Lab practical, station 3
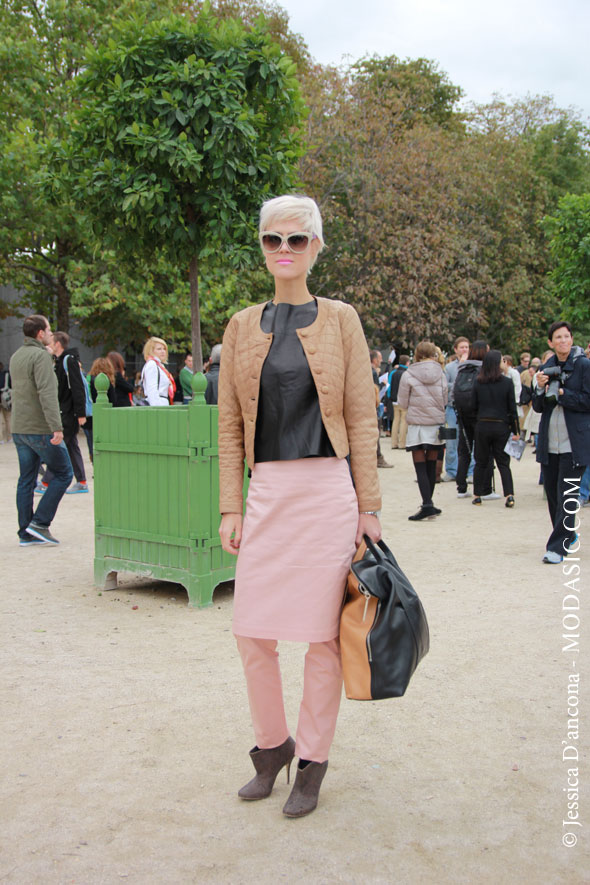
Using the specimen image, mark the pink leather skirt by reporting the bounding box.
[232,457,358,642]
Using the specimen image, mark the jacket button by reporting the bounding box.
[315,368,322,374]
[307,346,316,354]
[321,386,329,394]
[325,407,332,417]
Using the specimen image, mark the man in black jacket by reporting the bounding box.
[49,332,89,493]
[533,321,590,563]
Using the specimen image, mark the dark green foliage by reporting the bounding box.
[60,10,303,263]
[56,9,303,364]
[543,193,590,336]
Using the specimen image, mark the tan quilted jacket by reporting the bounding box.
[218,296,381,514]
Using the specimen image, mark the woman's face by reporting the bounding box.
[153,342,167,362]
[262,217,320,281]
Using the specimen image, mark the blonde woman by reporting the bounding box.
[218,194,381,818]
[141,337,176,406]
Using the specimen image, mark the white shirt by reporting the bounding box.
[141,359,170,406]
[507,367,523,417]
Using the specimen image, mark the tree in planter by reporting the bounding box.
[59,9,303,368]
[66,249,265,353]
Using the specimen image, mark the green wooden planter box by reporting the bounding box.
[93,372,244,607]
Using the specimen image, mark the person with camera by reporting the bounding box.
[533,321,590,564]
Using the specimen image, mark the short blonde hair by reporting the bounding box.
[259,194,325,269]
[143,336,168,361]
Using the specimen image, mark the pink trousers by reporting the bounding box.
[235,635,343,763]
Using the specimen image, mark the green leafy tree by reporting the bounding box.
[181,0,313,73]
[59,8,303,367]
[543,193,590,334]
[66,251,266,353]
[0,0,174,329]
[464,97,590,352]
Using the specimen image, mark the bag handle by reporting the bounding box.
[362,534,398,567]
[361,535,425,649]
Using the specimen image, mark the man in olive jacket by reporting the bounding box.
[9,315,73,545]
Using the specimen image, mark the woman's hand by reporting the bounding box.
[536,370,549,390]
[356,513,382,547]
[219,513,243,555]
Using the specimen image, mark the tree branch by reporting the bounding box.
[8,263,58,289]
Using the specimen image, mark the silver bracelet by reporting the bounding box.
[360,511,378,516]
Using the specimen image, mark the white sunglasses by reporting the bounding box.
[259,231,316,254]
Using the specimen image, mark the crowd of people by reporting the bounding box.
[379,334,590,535]
[4,322,223,543]
[3,191,590,821]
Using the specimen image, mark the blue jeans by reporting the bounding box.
[443,405,458,476]
[13,433,73,539]
[580,465,590,502]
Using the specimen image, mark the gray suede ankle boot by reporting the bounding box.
[282,759,329,818]
[238,736,295,800]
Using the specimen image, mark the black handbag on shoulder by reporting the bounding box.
[340,535,430,700]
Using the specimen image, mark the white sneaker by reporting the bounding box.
[441,473,455,482]
[481,492,501,500]
[543,551,563,564]
[457,491,470,498]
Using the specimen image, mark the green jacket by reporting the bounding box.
[9,338,63,434]
[179,365,193,398]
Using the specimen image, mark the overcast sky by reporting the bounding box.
[277,0,590,120]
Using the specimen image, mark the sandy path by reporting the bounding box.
[0,438,588,884]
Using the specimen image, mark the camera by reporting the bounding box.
[543,365,562,405]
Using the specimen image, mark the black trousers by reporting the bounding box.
[543,453,585,555]
[45,427,87,484]
[457,414,494,494]
[473,421,513,496]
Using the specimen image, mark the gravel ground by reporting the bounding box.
[0,437,588,884]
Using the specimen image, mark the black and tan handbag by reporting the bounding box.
[340,535,430,700]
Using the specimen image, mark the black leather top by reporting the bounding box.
[254,300,336,462]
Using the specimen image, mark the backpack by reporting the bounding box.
[453,363,479,414]
[64,354,93,417]
[0,373,11,410]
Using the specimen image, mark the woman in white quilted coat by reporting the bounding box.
[397,340,448,520]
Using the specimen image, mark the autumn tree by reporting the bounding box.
[300,66,590,354]
[300,58,489,350]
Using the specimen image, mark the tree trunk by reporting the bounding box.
[56,239,70,332]
[189,255,203,371]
